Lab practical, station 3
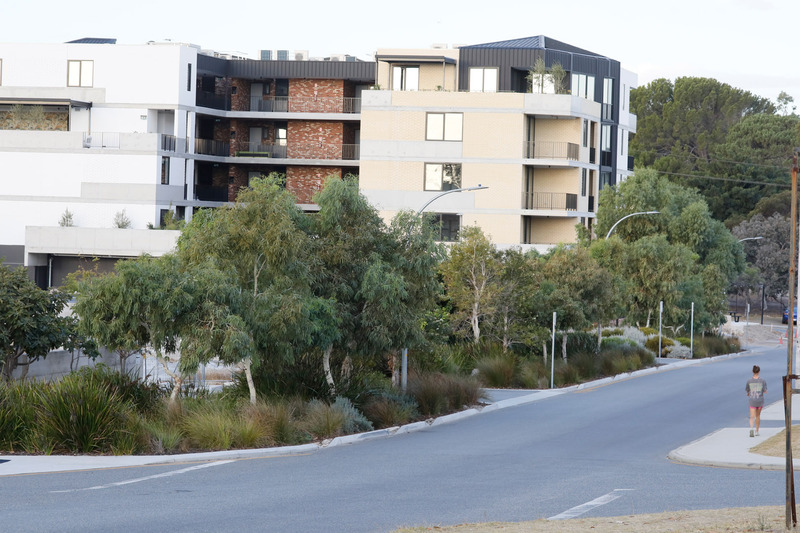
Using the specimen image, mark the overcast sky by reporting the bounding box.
[3,0,798,105]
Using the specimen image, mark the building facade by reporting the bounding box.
[0,36,636,285]
[360,36,637,251]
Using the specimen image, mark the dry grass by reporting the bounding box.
[394,506,789,532]
[751,425,800,458]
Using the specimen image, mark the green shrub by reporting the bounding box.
[602,328,624,337]
[554,363,580,387]
[601,336,638,350]
[640,327,658,336]
[555,332,598,354]
[692,335,741,358]
[303,399,346,440]
[332,396,373,434]
[0,380,40,452]
[36,372,131,454]
[517,360,549,389]
[141,418,184,454]
[675,337,691,346]
[407,372,483,417]
[644,336,674,355]
[361,392,418,429]
[442,373,485,409]
[181,403,234,450]
[245,400,309,446]
[571,351,598,380]
[475,355,516,387]
[76,365,165,415]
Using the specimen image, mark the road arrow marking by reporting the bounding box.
[547,489,634,520]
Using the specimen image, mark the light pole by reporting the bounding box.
[605,211,660,239]
[401,184,489,391]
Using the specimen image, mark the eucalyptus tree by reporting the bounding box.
[309,178,444,392]
[439,226,503,343]
[176,175,326,403]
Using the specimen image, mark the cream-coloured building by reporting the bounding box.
[360,36,637,251]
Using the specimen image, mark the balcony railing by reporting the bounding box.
[523,191,578,211]
[194,138,231,157]
[524,141,579,160]
[235,142,360,160]
[160,134,177,152]
[589,195,595,212]
[194,185,229,202]
[196,92,230,111]
[249,96,361,114]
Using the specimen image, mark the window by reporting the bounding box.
[425,163,461,191]
[434,214,460,242]
[582,119,589,148]
[603,78,613,105]
[392,66,419,91]
[161,157,170,185]
[581,169,587,197]
[570,73,595,100]
[67,60,93,87]
[187,64,192,91]
[468,67,498,92]
[277,50,289,60]
[426,113,462,141]
[601,125,612,152]
[600,171,612,190]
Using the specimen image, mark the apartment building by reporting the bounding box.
[0,36,636,285]
[0,39,373,286]
[360,36,637,250]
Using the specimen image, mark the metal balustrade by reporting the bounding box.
[524,141,579,160]
[522,191,578,211]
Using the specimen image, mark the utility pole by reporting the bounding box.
[786,149,799,530]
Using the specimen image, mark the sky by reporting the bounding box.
[2,0,798,105]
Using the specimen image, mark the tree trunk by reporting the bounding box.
[471,301,481,343]
[156,352,184,405]
[562,333,568,363]
[243,357,257,405]
[646,310,652,329]
[542,342,547,366]
[322,346,336,396]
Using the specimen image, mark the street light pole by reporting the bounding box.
[401,184,489,391]
[605,211,660,239]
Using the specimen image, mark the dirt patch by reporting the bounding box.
[394,506,789,532]
[752,425,800,458]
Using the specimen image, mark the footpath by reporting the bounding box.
[0,323,795,477]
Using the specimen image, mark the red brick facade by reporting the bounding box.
[287,121,344,159]
[286,166,342,204]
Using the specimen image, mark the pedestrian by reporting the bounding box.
[745,365,767,437]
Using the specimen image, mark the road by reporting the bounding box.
[2,345,789,532]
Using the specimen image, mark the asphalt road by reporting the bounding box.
[2,346,790,532]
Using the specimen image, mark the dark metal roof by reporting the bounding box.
[66,38,117,44]
[375,54,456,64]
[197,54,375,82]
[463,36,606,59]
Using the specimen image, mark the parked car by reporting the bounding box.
[783,306,797,324]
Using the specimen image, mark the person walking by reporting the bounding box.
[746,365,767,437]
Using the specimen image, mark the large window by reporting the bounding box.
[582,119,589,148]
[425,163,461,191]
[434,214,460,242]
[570,73,595,100]
[67,60,93,87]
[161,157,170,185]
[187,64,192,91]
[426,112,462,141]
[581,168,587,197]
[392,65,419,91]
[468,67,498,92]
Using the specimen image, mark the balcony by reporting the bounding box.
[524,141,579,160]
[249,96,361,114]
[235,142,360,161]
[194,185,229,202]
[523,191,578,211]
[194,138,231,157]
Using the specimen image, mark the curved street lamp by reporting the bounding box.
[401,184,489,391]
[605,211,660,240]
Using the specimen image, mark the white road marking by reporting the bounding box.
[50,460,236,493]
[547,489,634,520]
